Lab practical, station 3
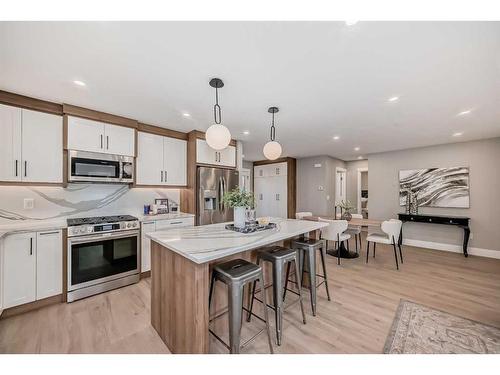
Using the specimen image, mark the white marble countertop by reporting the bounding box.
[147,218,329,264]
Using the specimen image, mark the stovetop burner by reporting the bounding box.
[67,215,138,227]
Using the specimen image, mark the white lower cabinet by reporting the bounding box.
[140,217,194,273]
[1,230,62,309]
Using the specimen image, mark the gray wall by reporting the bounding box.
[369,138,500,251]
[345,159,368,211]
[296,156,345,216]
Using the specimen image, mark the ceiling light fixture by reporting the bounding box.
[354,147,360,151]
[453,132,463,137]
[182,113,191,117]
[205,78,231,150]
[333,136,340,140]
[358,156,363,160]
[243,130,250,135]
[345,20,358,26]
[73,80,86,87]
[263,107,282,160]
[388,96,399,102]
[457,110,472,116]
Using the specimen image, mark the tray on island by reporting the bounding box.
[225,222,277,234]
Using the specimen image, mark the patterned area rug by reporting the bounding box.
[384,300,500,354]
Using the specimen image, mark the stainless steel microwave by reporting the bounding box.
[68,150,134,183]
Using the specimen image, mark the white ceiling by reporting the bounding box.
[1,21,499,161]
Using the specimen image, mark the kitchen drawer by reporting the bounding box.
[154,217,194,231]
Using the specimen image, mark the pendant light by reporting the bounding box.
[205,78,231,150]
[263,106,282,160]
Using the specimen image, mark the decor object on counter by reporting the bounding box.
[155,198,169,214]
[263,106,282,160]
[384,299,500,354]
[399,167,470,208]
[222,188,255,228]
[206,78,231,150]
[225,222,277,234]
[337,200,355,221]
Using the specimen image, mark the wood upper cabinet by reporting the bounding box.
[67,116,135,156]
[196,139,236,167]
[21,109,62,183]
[0,104,62,183]
[2,232,37,308]
[136,131,187,186]
[0,104,22,182]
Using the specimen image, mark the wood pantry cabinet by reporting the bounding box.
[66,116,135,157]
[135,131,187,186]
[0,104,62,183]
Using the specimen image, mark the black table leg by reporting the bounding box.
[462,226,470,258]
[327,241,360,259]
[398,224,404,247]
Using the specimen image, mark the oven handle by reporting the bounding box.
[68,230,140,245]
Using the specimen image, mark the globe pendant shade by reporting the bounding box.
[263,141,282,160]
[205,124,231,150]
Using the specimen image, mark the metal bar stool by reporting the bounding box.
[209,258,274,354]
[288,238,331,316]
[247,246,306,346]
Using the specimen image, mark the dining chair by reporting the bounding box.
[365,219,403,270]
[318,218,350,265]
[345,213,363,253]
[295,212,313,220]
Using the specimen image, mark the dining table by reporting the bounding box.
[303,215,383,259]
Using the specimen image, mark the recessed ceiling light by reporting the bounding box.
[357,156,363,160]
[182,113,191,117]
[73,80,86,87]
[243,130,250,135]
[333,136,340,140]
[242,154,245,158]
[457,110,472,116]
[453,132,463,137]
[345,20,358,26]
[388,96,399,102]
[354,147,360,151]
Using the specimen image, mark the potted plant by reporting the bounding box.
[338,199,356,221]
[223,188,255,228]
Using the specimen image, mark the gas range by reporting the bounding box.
[67,215,139,237]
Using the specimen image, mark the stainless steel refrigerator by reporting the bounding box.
[197,166,239,225]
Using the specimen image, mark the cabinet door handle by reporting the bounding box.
[15,160,18,177]
[259,194,263,200]
[276,194,280,201]
[24,161,27,177]
[30,237,33,255]
[100,134,103,149]
[106,136,109,150]
[161,171,164,182]
[171,221,183,225]
[164,170,167,182]
[39,231,59,236]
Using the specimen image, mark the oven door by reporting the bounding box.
[68,150,121,183]
[68,230,140,291]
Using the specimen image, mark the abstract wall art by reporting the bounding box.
[399,167,470,208]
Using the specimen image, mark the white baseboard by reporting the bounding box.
[402,238,500,259]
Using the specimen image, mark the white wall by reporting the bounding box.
[368,138,500,252]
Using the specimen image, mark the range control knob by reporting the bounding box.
[127,222,131,228]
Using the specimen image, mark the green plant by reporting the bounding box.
[223,188,255,208]
[337,199,355,213]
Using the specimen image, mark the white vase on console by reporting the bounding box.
[234,206,246,228]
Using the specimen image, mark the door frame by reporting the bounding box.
[357,167,368,215]
[335,167,347,206]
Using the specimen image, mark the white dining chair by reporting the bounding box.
[366,219,403,270]
[318,218,350,265]
[345,213,363,253]
[295,212,313,220]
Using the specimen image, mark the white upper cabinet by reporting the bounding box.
[103,123,135,156]
[254,162,287,178]
[21,109,62,183]
[67,116,105,154]
[196,139,236,167]
[67,116,135,156]
[0,104,22,182]
[36,230,63,300]
[136,131,187,186]
[163,137,187,185]
[0,104,62,183]
[2,232,37,308]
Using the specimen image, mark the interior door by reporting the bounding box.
[336,169,347,204]
[136,132,164,185]
[67,116,105,153]
[164,137,187,185]
[103,123,135,156]
[21,109,63,183]
[0,104,22,182]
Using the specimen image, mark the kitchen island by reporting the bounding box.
[147,218,328,354]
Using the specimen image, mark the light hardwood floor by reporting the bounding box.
[1,236,499,354]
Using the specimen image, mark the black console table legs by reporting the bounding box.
[462,226,470,258]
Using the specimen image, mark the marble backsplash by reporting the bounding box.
[0,185,181,223]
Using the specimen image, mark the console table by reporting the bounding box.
[397,213,471,257]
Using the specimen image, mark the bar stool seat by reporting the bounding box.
[209,259,274,354]
[247,246,306,346]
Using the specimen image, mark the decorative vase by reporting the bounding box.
[234,206,246,228]
[341,211,352,221]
